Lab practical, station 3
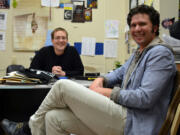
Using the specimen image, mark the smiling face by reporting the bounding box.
[52,30,68,55]
[130,13,158,50]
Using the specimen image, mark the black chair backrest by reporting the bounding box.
[6,65,25,75]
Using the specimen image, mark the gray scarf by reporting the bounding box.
[110,37,173,103]
[122,37,173,89]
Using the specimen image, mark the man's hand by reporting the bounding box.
[89,77,104,89]
[89,77,112,97]
[52,66,66,77]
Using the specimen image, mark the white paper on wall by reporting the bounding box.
[0,31,6,51]
[105,20,119,38]
[104,39,118,58]
[81,37,96,56]
[41,0,60,7]
[0,12,7,30]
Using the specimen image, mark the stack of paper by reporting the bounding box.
[0,71,41,84]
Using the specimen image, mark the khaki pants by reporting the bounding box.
[29,79,127,135]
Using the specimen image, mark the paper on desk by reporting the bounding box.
[0,12,7,30]
[104,39,118,58]
[0,31,6,51]
[81,37,96,56]
[41,0,60,7]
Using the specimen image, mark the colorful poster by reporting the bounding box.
[72,1,85,22]
[0,0,10,9]
[87,0,97,8]
[84,8,92,21]
[64,3,73,20]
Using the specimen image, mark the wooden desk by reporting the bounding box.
[0,79,92,122]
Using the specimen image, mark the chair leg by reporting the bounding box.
[171,103,180,135]
[0,124,5,135]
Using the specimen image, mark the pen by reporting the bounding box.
[87,77,96,80]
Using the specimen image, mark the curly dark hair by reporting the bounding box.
[127,5,160,36]
[51,27,68,40]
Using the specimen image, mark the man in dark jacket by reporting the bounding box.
[30,27,84,77]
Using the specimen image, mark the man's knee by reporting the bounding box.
[54,79,74,90]
[45,109,72,125]
[45,109,77,134]
[45,110,59,125]
[45,109,75,122]
[51,80,72,96]
[55,79,72,85]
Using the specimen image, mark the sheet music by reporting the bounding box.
[104,40,118,58]
[81,37,96,56]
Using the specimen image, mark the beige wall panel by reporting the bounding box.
[0,0,179,76]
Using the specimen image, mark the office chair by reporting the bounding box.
[158,71,180,135]
[6,64,25,75]
[171,103,180,135]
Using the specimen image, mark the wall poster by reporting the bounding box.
[72,1,85,22]
[129,0,138,10]
[13,13,48,51]
[87,0,97,8]
[0,0,10,9]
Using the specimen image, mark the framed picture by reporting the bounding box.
[87,0,97,8]
[0,0,10,9]
[129,0,138,10]
[64,3,73,20]
[72,1,85,23]
[84,8,92,21]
